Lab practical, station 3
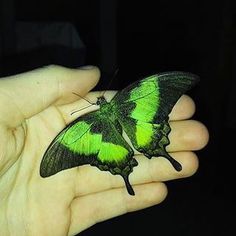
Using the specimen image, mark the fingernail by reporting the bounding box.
[79,65,96,70]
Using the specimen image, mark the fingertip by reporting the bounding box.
[182,152,199,177]
[173,152,199,178]
[168,119,209,153]
[170,95,196,120]
[127,182,168,208]
[70,65,101,92]
[76,65,101,85]
[195,121,209,149]
[155,182,168,202]
[54,65,101,104]
[182,120,209,151]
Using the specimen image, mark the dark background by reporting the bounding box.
[1,0,234,235]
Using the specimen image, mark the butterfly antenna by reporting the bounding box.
[70,104,94,115]
[72,92,95,105]
[101,68,119,97]
[71,92,96,116]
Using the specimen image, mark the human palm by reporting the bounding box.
[0,66,208,236]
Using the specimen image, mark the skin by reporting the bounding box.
[0,65,209,236]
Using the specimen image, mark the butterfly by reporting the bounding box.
[40,71,199,195]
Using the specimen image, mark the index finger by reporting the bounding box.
[59,93,196,125]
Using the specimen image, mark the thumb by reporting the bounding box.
[0,65,100,127]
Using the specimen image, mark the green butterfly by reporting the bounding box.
[40,71,199,195]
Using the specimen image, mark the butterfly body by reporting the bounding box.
[40,72,199,195]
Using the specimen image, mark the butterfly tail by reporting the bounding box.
[161,152,182,171]
[122,175,135,196]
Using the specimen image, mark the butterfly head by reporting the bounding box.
[96,96,107,106]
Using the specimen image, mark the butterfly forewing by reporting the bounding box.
[40,113,98,177]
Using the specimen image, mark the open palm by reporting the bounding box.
[0,66,208,236]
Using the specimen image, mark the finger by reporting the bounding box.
[0,65,100,127]
[58,92,195,125]
[130,152,199,184]
[73,151,198,196]
[167,120,209,152]
[69,182,167,235]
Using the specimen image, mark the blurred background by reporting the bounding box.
[0,0,234,235]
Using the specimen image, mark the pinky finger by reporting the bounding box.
[69,182,168,235]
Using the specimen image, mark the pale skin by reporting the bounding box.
[0,65,209,236]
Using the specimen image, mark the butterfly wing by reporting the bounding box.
[111,71,199,171]
[40,111,137,195]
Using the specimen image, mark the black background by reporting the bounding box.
[1,0,234,235]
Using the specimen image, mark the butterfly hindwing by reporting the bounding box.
[40,111,138,195]
[111,72,199,170]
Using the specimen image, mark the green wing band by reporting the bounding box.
[59,122,102,155]
[98,143,129,163]
[128,76,160,123]
[135,121,160,147]
[113,71,199,124]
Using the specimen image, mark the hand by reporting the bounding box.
[0,66,209,236]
